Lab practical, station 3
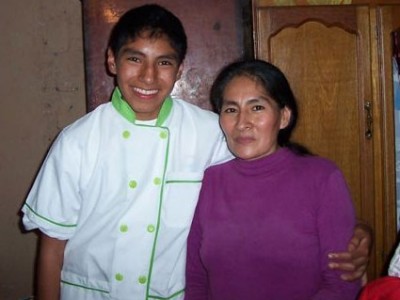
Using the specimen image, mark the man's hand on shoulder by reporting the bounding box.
[328,221,372,285]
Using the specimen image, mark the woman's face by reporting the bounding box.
[219,75,291,161]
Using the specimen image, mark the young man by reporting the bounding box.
[22,4,370,300]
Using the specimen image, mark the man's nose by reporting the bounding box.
[140,63,156,84]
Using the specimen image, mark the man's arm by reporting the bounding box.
[328,221,373,285]
[36,233,67,300]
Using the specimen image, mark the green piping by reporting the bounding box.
[111,87,172,126]
[111,87,135,123]
[145,126,171,299]
[165,180,202,184]
[155,96,172,126]
[148,288,185,299]
[61,280,109,294]
[24,203,77,228]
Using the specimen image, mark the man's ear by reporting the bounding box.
[177,63,184,80]
[280,106,292,130]
[107,48,117,75]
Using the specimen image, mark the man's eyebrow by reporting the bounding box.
[119,48,179,61]
[157,52,180,61]
[119,48,143,56]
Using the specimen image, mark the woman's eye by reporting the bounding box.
[222,107,236,113]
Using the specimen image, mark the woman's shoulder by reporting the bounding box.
[291,151,341,176]
[204,158,235,176]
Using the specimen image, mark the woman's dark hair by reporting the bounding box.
[108,4,187,63]
[210,59,311,155]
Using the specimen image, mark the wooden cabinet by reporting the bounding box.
[253,0,400,280]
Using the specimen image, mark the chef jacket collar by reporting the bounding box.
[111,87,173,127]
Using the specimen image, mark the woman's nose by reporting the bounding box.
[236,111,252,130]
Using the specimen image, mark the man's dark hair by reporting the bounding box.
[108,4,187,63]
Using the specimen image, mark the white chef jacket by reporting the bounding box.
[389,243,400,277]
[22,87,232,300]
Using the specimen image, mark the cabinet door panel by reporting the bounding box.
[256,6,372,218]
[270,22,362,210]
[255,5,378,277]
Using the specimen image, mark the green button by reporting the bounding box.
[122,130,131,139]
[153,177,161,185]
[147,224,155,233]
[138,275,147,284]
[129,180,137,189]
[115,273,124,281]
[120,224,128,233]
[160,131,168,139]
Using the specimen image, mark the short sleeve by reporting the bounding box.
[22,130,82,239]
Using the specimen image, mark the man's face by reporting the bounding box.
[107,33,183,120]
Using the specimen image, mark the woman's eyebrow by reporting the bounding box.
[222,98,266,106]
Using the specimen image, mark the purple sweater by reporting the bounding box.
[185,148,361,300]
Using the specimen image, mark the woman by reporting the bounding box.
[185,60,361,299]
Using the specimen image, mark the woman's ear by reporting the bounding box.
[279,106,292,130]
[107,48,117,75]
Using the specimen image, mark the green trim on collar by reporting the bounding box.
[156,96,172,127]
[111,87,136,123]
[111,87,172,126]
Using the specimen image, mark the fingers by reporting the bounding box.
[352,256,369,270]
[354,223,373,250]
[340,269,365,282]
[327,222,372,282]
[347,236,360,252]
[328,252,369,282]
[329,262,367,282]
[328,251,369,268]
[328,262,356,272]
[358,236,372,254]
[361,273,368,286]
[328,252,352,261]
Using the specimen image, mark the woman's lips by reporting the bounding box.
[234,136,255,144]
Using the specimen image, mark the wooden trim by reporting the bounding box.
[254,0,400,7]
[377,5,400,269]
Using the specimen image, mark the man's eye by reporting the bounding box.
[127,56,139,62]
[159,60,173,66]
[253,105,265,111]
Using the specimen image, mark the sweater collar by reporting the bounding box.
[232,147,294,176]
